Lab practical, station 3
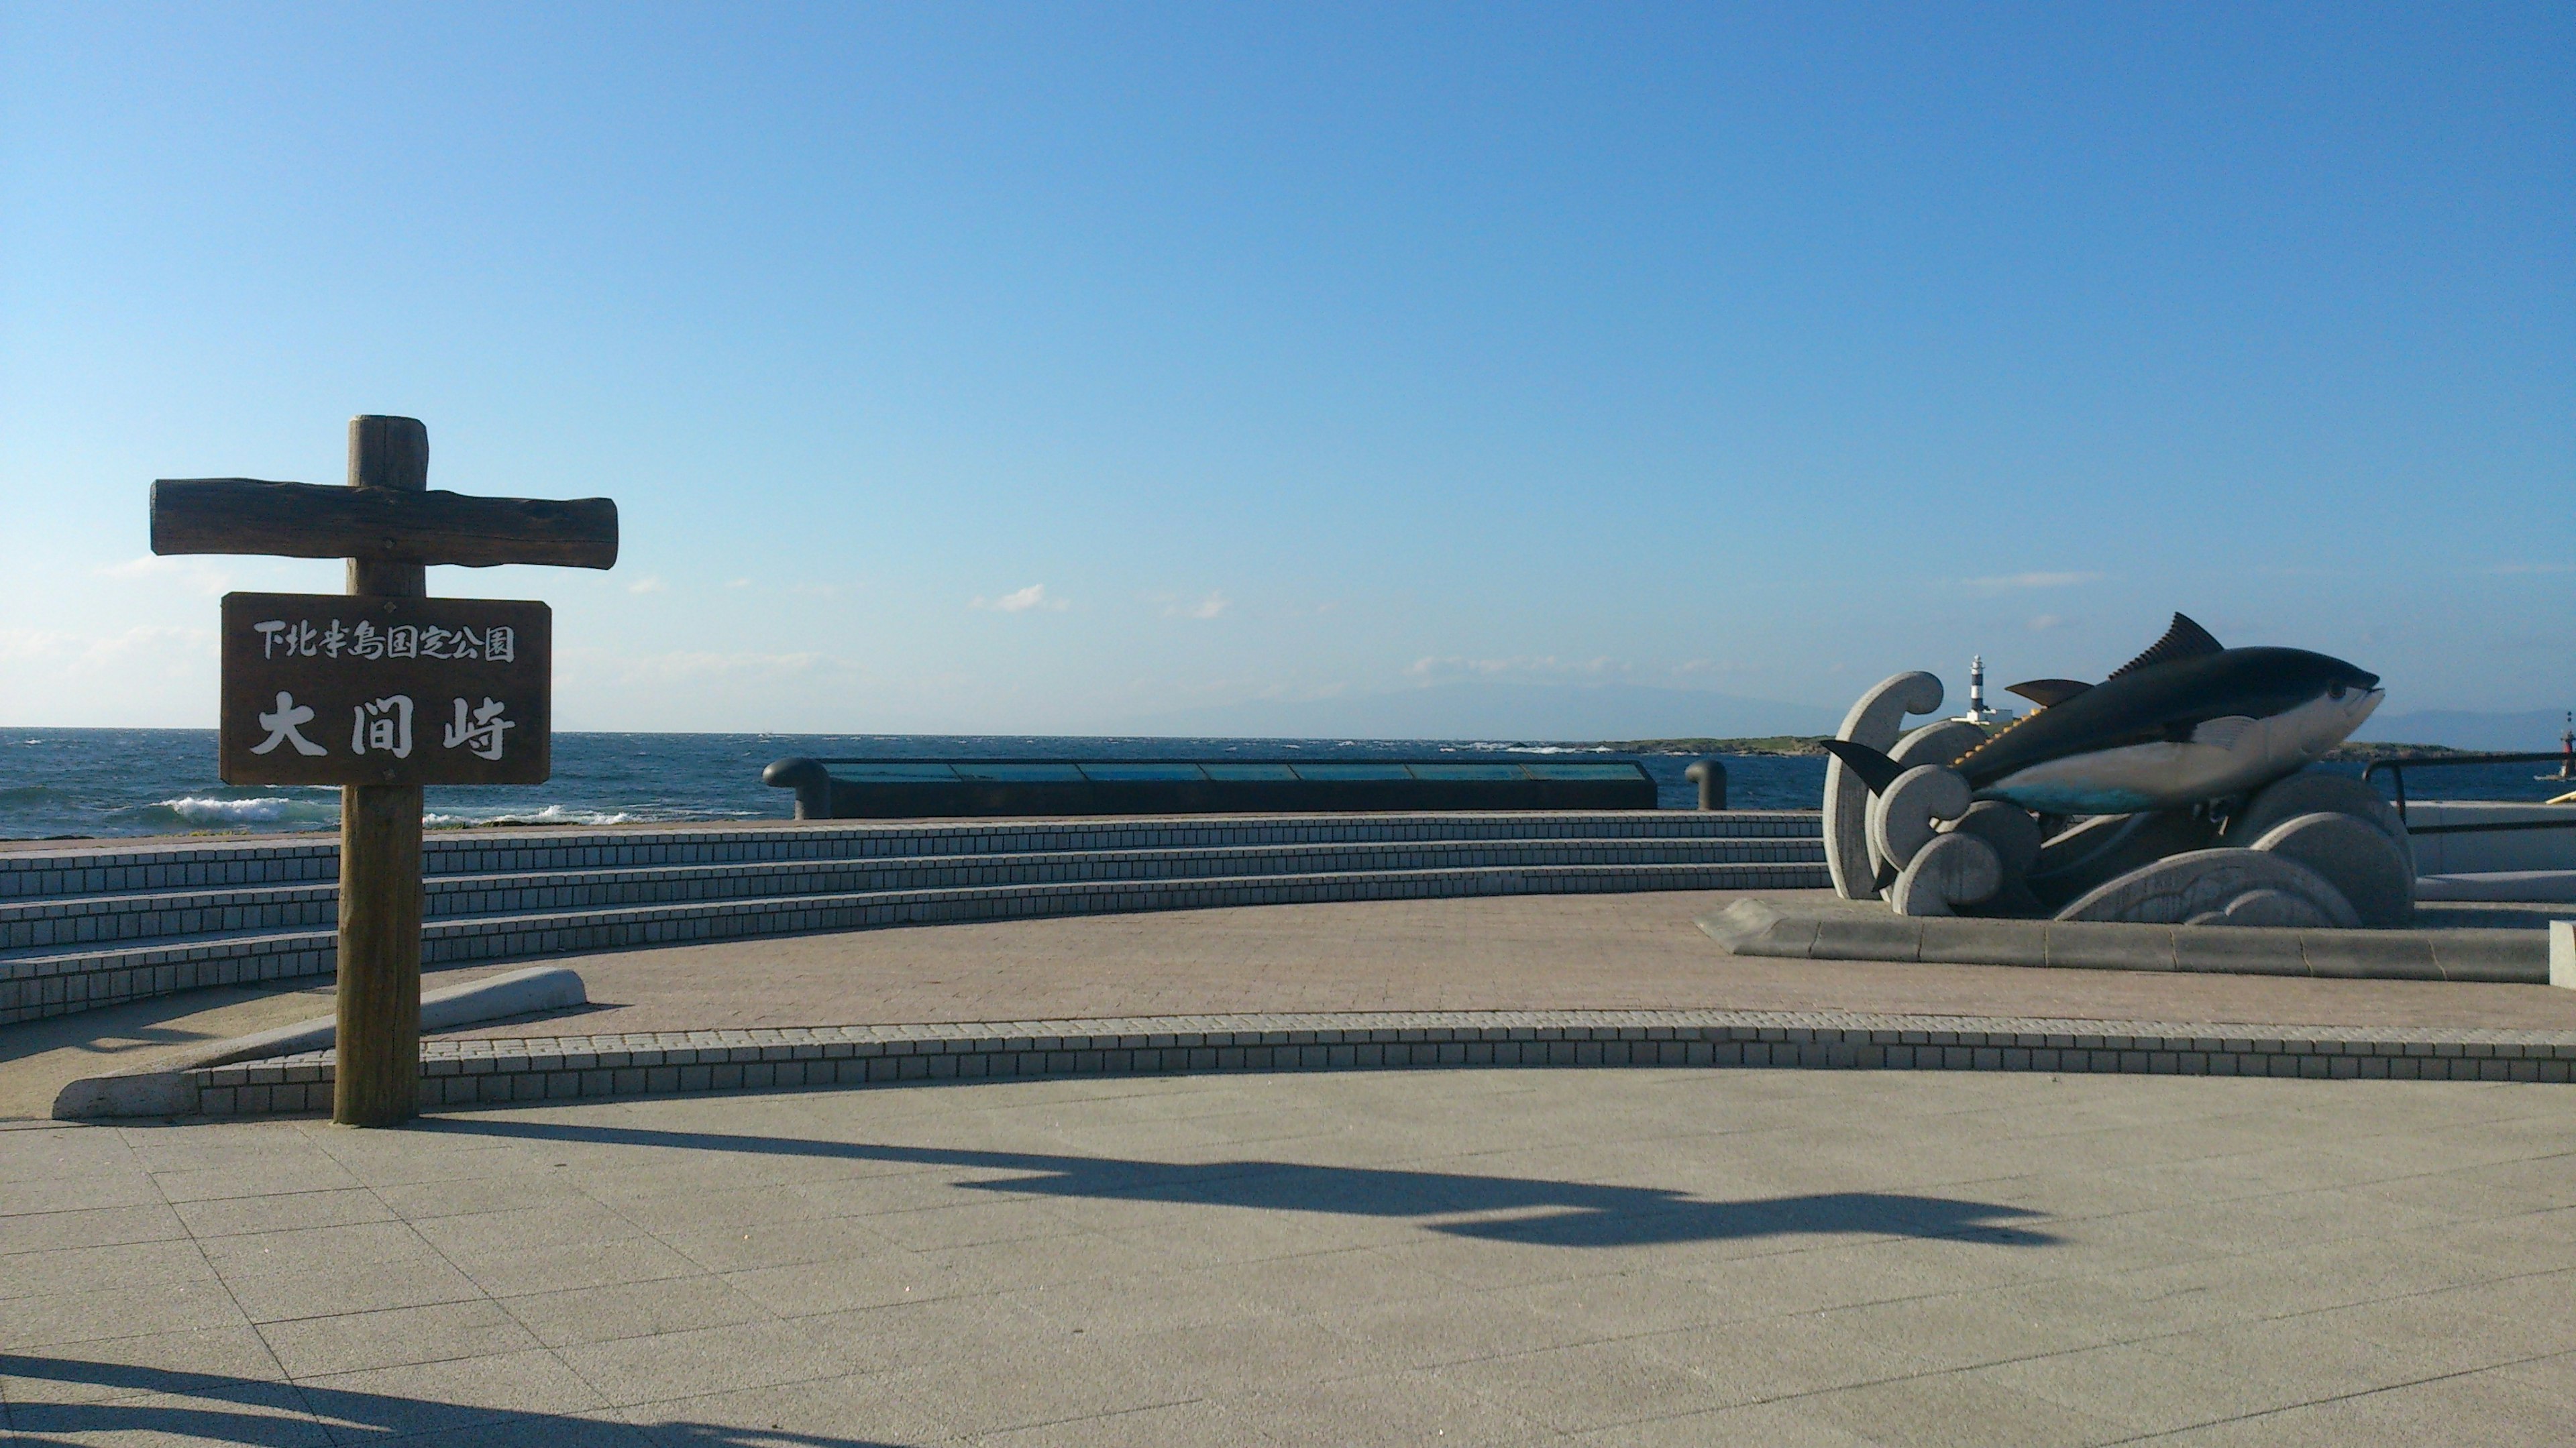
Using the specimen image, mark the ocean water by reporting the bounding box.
[0,730,1833,839]
[6,729,2563,842]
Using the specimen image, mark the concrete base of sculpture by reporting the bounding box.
[1824,671,2418,929]
[1697,898,2545,983]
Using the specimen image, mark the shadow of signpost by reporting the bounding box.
[0,1355,903,1447]
[435,1118,2057,1248]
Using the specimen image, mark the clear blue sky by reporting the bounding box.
[4,3,2568,736]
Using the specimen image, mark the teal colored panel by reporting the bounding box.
[832,764,960,782]
[1406,764,1527,780]
[1081,763,1207,781]
[1523,763,1646,779]
[1200,763,1299,781]
[952,763,1085,782]
[1291,763,1413,781]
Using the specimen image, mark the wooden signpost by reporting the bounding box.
[152,416,616,1125]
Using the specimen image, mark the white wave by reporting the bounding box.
[151,795,339,824]
[423,803,761,828]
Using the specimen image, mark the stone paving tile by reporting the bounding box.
[170,1184,396,1239]
[717,1249,961,1319]
[1436,1338,1745,1433]
[1568,1397,1884,1446]
[0,1379,332,1446]
[195,1217,438,1280]
[962,1397,1267,1448]
[258,1297,542,1379]
[222,1253,490,1325]
[0,1279,252,1351]
[497,1275,771,1349]
[1794,1365,2136,1447]
[1231,1369,1562,1446]
[553,1317,852,1407]
[290,1348,610,1435]
[619,1372,955,1447]
[0,1201,187,1255]
[0,1235,219,1300]
[0,1325,286,1412]
[443,1235,712,1299]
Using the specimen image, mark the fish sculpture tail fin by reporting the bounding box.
[1819,738,1907,794]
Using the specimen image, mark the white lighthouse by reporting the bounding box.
[1954,655,2019,728]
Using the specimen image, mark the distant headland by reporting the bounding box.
[1588,736,2477,763]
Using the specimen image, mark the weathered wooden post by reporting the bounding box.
[338,416,429,1125]
[151,416,616,1125]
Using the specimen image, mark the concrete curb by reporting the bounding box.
[1697,899,2549,984]
[50,965,587,1119]
[95,1005,2576,1120]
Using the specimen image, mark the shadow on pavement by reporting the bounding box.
[438,1118,2057,1248]
[0,1355,901,1446]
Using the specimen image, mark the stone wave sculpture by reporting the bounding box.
[1819,614,2413,928]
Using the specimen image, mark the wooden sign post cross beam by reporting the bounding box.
[152,416,616,1126]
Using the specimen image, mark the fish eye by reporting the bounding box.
[2329,683,2346,700]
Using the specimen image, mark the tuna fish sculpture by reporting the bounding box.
[1821,614,2384,815]
[1817,615,2414,929]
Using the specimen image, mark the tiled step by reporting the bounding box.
[3,836,1825,950]
[0,810,1821,898]
[0,856,1829,1025]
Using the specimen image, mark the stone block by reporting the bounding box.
[1823,670,1943,900]
[2252,811,2414,928]
[1890,832,2002,917]
[2056,848,2360,929]
[1914,917,2049,966]
[2172,928,2310,977]
[1945,801,2043,876]
[1806,913,1925,962]
[1870,765,1973,874]
[2041,920,2176,972]
[2224,769,2412,870]
[2297,931,2440,981]
[2553,920,2574,989]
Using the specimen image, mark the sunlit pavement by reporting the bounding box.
[4,1066,2571,1445]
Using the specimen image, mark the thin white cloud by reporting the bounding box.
[726,577,752,588]
[1960,571,2103,596]
[2027,614,2065,631]
[588,650,828,685]
[1406,655,1630,681]
[97,555,234,596]
[2487,562,2575,575]
[1164,590,1229,620]
[627,575,667,594]
[1,624,215,671]
[974,583,1067,614]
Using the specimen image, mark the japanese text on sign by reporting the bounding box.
[220,592,551,786]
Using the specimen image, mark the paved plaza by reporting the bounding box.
[6,1064,2573,1445]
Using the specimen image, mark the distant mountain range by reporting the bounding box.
[1116,681,1843,742]
[2353,709,2573,753]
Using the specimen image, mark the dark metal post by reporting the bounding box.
[1684,759,1727,812]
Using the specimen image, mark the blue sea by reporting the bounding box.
[0,730,1838,840]
[5,730,2565,841]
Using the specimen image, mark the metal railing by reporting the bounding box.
[2358,752,2575,828]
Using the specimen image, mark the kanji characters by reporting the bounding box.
[443,697,514,761]
[252,692,327,756]
[351,695,415,758]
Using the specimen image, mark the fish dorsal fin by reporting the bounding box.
[2104,612,2224,681]
[2006,678,2091,709]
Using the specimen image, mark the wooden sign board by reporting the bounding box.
[219,592,551,786]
